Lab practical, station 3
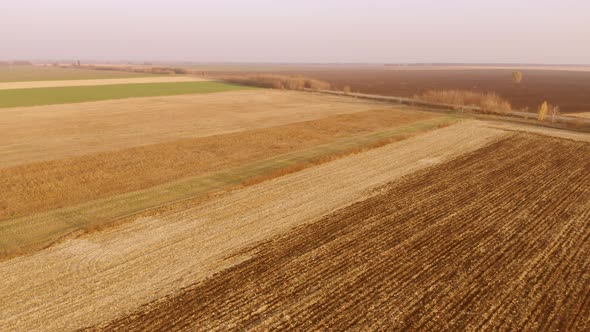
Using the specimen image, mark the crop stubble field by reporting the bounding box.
[0,90,395,167]
[1,72,590,330]
[0,108,440,221]
[0,86,454,258]
[0,65,154,82]
[0,76,206,90]
[0,121,508,330]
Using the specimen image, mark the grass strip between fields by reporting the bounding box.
[0,81,252,108]
[0,116,456,257]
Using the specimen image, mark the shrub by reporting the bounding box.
[220,75,331,91]
[150,67,175,75]
[305,79,331,91]
[415,90,512,113]
[512,71,523,84]
[173,68,189,75]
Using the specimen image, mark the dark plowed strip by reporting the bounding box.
[89,134,590,331]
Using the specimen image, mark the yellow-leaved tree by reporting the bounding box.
[512,71,523,84]
[538,101,548,121]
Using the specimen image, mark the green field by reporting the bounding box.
[0,81,252,108]
[0,65,155,82]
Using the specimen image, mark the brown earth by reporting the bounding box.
[94,133,590,331]
[214,68,590,114]
[0,89,390,167]
[0,122,506,331]
[0,108,438,221]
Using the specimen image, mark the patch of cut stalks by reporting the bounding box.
[415,90,512,114]
[78,64,190,75]
[220,74,331,91]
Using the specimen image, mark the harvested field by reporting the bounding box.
[216,67,590,114]
[0,76,206,90]
[0,65,154,82]
[0,108,441,221]
[0,81,246,108]
[95,133,590,331]
[0,121,507,331]
[0,90,392,167]
[0,115,453,258]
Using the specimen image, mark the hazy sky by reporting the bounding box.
[2,0,589,63]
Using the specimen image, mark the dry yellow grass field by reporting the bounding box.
[0,76,206,90]
[0,121,507,331]
[0,90,395,167]
[0,108,439,221]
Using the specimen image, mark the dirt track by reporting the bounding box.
[95,134,590,331]
[569,112,590,119]
[0,122,505,331]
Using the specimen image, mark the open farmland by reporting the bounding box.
[0,65,155,82]
[0,89,407,167]
[0,87,451,257]
[0,81,247,108]
[1,72,589,331]
[0,108,442,221]
[94,133,590,331]
[0,76,206,90]
[0,121,508,330]
[212,66,590,114]
[1,118,589,330]
[5,1,590,330]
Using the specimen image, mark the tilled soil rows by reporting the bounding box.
[95,134,590,331]
[273,68,590,114]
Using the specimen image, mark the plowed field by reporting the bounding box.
[94,134,590,331]
[265,68,590,114]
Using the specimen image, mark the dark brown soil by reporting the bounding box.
[218,68,590,114]
[91,134,590,331]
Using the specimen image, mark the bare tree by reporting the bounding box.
[549,105,560,123]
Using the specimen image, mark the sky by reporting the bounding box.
[1,0,589,64]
